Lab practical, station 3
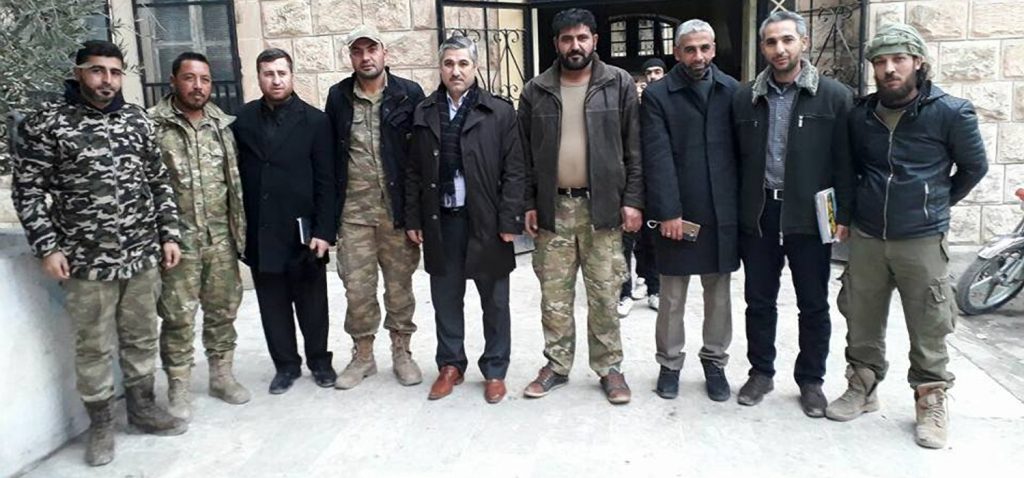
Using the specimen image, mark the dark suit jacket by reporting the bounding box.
[232,95,337,274]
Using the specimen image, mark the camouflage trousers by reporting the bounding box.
[337,217,420,338]
[62,266,162,403]
[533,196,627,377]
[157,240,242,369]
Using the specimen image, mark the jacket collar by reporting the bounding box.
[532,54,617,97]
[751,59,819,104]
[339,67,406,102]
[64,79,126,114]
[859,81,945,118]
[665,63,728,93]
[150,93,235,128]
[420,83,497,138]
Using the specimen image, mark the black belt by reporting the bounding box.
[557,187,590,198]
[441,207,466,216]
[766,188,783,201]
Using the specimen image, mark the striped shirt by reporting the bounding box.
[764,75,797,190]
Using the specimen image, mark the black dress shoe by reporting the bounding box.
[701,359,731,402]
[655,366,680,399]
[312,368,337,388]
[269,371,300,395]
[737,373,774,406]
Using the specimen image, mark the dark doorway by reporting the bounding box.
[536,1,745,79]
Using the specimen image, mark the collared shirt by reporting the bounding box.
[764,75,798,190]
[171,101,230,248]
[442,92,467,208]
[343,81,390,226]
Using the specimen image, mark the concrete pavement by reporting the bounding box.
[19,254,1024,478]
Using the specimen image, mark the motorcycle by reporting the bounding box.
[955,188,1024,315]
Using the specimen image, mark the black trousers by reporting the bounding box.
[430,210,511,380]
[740,195,832,385]
[252,263,333,375]
[620,225,660,299]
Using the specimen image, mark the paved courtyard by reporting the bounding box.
[21,253,1024,478]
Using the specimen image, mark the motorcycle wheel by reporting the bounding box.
[955,248,1024,315]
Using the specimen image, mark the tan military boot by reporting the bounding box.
[825,365,881,421]
[165,365,192,421]
[336,336,377,390]
[126,376,188,436]
[390,331,423,386]
[83,398,115,466]
[209,351,251,405]
[915,382,949,449]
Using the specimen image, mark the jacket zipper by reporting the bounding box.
[923,183,930,220]
[872,110,898,240]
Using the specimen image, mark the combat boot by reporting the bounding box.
[826,366,880,421]
[165,365,191,421]
[915,382,949,449]
[336,336,377,389]
[125,376,188,436]
[83,398,115,466]
[209,351,251,405]
[390,331,423,386]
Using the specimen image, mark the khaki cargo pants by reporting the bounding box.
[837,227,957,388]
[63,266,162,403]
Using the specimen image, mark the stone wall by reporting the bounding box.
[240,0,452,107]
[870,0,1024,243]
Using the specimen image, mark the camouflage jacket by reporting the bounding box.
[149,95,246,256]
[12,80,181,281]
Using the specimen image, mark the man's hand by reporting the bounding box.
[309,237,330,258]
[660,217,685,241]
[500,233,517,243]
[163,242,182,269]
[621,206,642,233]
[406,230,423,245]
[524,209,539,238]
[836,225,850,243]
[42,251,70,280]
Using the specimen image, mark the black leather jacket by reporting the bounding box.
[849,82,988,240]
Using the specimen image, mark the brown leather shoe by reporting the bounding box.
[484,379,506,404]
[600,370,631,404]
[428,365,464,400]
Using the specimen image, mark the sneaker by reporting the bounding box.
[737,373,774,406]
[616,297,634,317]
[647,294,660,311]
[600,370,631,404]
[655,366,680,399]
[631,282,648,300]
[523,365,569,398]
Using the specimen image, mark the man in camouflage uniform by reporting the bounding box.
[324,25,426,389]
[150,52,250,420]
[519,9,643,404]
[12,40,187,467]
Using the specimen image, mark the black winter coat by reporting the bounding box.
[405,87,526,279]
[732,64,855,237]
[324,70,425,228]
[642,64,740,276]
[232,96,336,274]
[849,82,987,240]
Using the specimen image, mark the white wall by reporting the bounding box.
[0,230,88,477]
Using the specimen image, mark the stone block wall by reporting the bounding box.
[870,0,1024,243]
[241,0,450,107]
